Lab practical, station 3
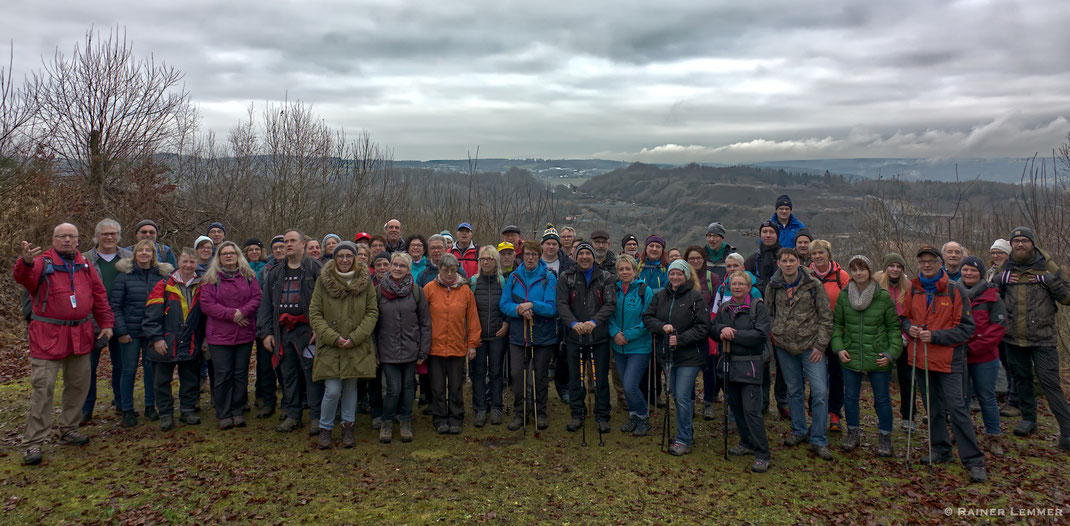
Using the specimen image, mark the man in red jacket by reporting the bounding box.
[14,223,114,465]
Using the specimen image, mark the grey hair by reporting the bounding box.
[438,252,460,270]
[428,234,446,248]
[941,241,963,253]
[92,218,121,246]
[726,252,745,265]
[391,251,413,271]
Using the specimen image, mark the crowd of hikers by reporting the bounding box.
[14,195,1070,482]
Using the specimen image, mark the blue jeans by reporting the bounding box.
[613,352,651,418]
[776,347,829,446]
[319,378,359,430]
[965,359,1001,435]
[842,368,893,433]
[471,338,507,412]
[119,336,155,412]
[83,337,122,416]
[669,365,701,446]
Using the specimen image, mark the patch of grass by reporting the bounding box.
[0,375,1067,524]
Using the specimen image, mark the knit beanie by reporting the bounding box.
[794,228,813,243]
[243,237,263,249]
[135,219,159,233]
[206,222,225,235]
[621,234,638,249]
[847,255,873,273]
[269,235,285,248]
[645,234,666,249]
[333,241,358,258]
[961,256,985,274]
[989,239,1011,255]
[574,241,595,257]
[706,222,726,237]
[759,220,779,235]
[667,259,691,277]
[1008,226,1037,247]
[194,235,213,250]
[775,195,792,210]
[882,252,906,270]
[322,233,342,247]
[372,251,391,264]
[541,224,561,245]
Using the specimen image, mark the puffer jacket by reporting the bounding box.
[994,248,1070,347]
[375,275,431,364]
[143,271,204,363]
[608,279,654,354]
[900,270,975,373]
[959,280,1006,364]
[830,282,902,373]
[424,277,481,357]
[711,295,771,384]
[765,267,833,355]
[470,273,506,340]
[309,260,379,381]
[501,260,559,347]
[200,270,261,346]
[642,279,710,367]
[109,258,173,339]
[810,260,850,311]
[557,265,618,344]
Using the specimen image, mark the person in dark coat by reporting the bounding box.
[469,246,508,427]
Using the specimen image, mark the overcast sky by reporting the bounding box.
[6,0,1070,163]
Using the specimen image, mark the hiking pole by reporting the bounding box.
[591,348,604,447]
[528,318,540,439]
[650,338,656,415]
[923,338,933,474]
[906,338,918,467]
[581,334,589,447]
[662,332,676,453]
[723,339,731,460]
[522,319,530,436]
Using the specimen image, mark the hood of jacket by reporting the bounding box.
[115,257,174,277]
[516,258,551,285]
[320,258,371,298]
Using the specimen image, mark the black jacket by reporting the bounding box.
[109,258,173,339]
[710,297,771,384]
[744,242,781,290]
[556,265,617,344]
[142,273,205,363]
[470,273,506,340]
[642,280,710,368]
[256,256,322,345]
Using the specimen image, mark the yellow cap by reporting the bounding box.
[497,242,515,252]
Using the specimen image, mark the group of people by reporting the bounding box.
[15,195,1070,483]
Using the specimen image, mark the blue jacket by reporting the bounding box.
[109,258,173,339]
[500,259,559,346]
[126,242,177,268]
[771,212,805,248]
[638,259,668,290]
[609,279,654,354]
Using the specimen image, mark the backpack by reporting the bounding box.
[565,268,607,305]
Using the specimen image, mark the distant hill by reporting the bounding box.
[392,158,642,179]
[747,157,1035,183]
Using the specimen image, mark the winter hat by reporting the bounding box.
[775,195,793,210]
[333,241,358,258]
[961,256,985,275]
[574,241,595,257]
[621,234,638,249]
[194,235,213,250]
[1009,227,1037,247]
[372,251,391,264]
[794,228,813,243]
[243,237,263,249]
[667,259,691,277]
[134,219,159,233]
[882,252,906,270]
[206,222,225,235]
[706,222,726,237]
[645,234,666,248]
[847,255,873,273]
[541,224,561,245]
[322,233,342,246]
[269,235,285,248]
[440,230,454,244]
[759,220,779,235]
[989,239,1011,255]
[501,224,521,235]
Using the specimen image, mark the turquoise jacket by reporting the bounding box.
[638,260,668,290]
[609,279,654,354]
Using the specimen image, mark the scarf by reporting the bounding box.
[379,273,414,301]
[960,279,988,301]
[335,269,356,283]
[919,269,944,306]
[724,294,752,318]
[706,243,728,263]
[810,263,832,281]
[847,280,878,311]
[221,268,239,280]
[888,275,901,286]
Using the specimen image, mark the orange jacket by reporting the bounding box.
[900,272,975,373]
[811,261,849,312]
[423,279,481,357]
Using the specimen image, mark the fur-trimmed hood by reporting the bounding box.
[320,258,371,298]
[116,257,174,277]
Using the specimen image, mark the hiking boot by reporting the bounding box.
[80,411,92,427]
[122,410,138,428]
[703,403,715,421]
[1013,420,1037,436]
[448,425,461,435]
[985,434,1004,457]
[256,406,275,419]
[1058,436,1070,451]
[144,406,159,421]
[877,431,893,458]
[342,422,355,448]
[842,428,861,452]
[379,422,392,443]
[633,418,651,437]
[919,452,954,465]
[490,409,503,425]
[560,393,570,404]
[784,433,808,447]
[968,466,987,483]
[436,424,450,434]
[828,413,843,433]
[811,445,834,461]
[318,428,332,450]
[276,417,300,433]
[751,458,770,473]
[371,417,382,430]
[58,430,89,446]
[232,415,246,428]
[218,418,234,430]
[474,411,487,428]
[668,441,691,456]
[566,418,583,432]
[508,414,524,431]
[536,415,548,430]
[309,423,321,436]
[399,421,414,442]
[729,444,756,456]
[620,415,639,433]
[778,406,791,420]
[596,421,611,434]
[160,414,175,431]
[23,446,42,466]
[899,418,916,432]
[180,411,200,425]
[999,405,1021,417]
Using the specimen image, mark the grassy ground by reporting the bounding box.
[1,369,1068,525]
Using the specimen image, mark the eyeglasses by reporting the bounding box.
[53,234,78,240]
[219,252,238,257]
[989,251,1004,256]
[1011,239,1031,245]
[478,257,495,262]
[522,252,540,258]
[99,232,119,237]
[917,259,940,265]
[687,256,704,262]
[336,254,354,260]
[390,263,407,269]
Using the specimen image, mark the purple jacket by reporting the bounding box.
[200,272,262,345]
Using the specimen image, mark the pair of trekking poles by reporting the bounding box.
[521,318,540,439]
[578,332,604,447]
[906,331,934,472]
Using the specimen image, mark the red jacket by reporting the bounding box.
[451,244,480,279]
[965,284,1006,364]
[14,248,114,360]
[900,272,975,373]
[811,261,849,312]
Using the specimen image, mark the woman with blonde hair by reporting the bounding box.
[200,241,262,429]
[469,245,508,426]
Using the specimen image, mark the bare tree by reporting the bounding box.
[0,42,37,161]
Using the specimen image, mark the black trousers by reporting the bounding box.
[567,341,611,422]
[210,342,253,419]
[254,338,279,409]
[1006,344,1070,436]
[153,360,200,415]
[915,347,984,468]
[429,356,466,427]
[727,380,770,460]
[508,344,554,417]
[896,343,919,420]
